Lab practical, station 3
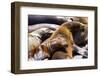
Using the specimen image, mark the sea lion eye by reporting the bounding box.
[63,44,68,47]
[81,28,85,32]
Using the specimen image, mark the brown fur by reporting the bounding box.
[29,21,87,59]
[40,22,74,58]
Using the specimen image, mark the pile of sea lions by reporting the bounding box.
[28,15,88,60]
